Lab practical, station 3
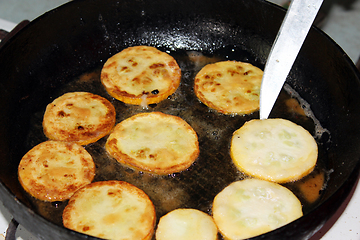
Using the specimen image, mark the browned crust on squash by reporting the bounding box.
[62,180,156,240]
[18,140,95,201]
[42,92,116,145]
[105,112,199,175]
[100,46,181,105]
[194,60,263,115]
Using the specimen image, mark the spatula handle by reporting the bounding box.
[259,0,324,119]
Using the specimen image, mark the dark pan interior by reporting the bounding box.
[1,0,360,239]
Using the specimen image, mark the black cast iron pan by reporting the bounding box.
[1,0,360,239]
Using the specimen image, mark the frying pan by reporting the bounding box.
[1,0,360,239]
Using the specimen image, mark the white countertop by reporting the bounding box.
[0,0,359,239]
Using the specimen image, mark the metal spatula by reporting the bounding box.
[259,0,324,120]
